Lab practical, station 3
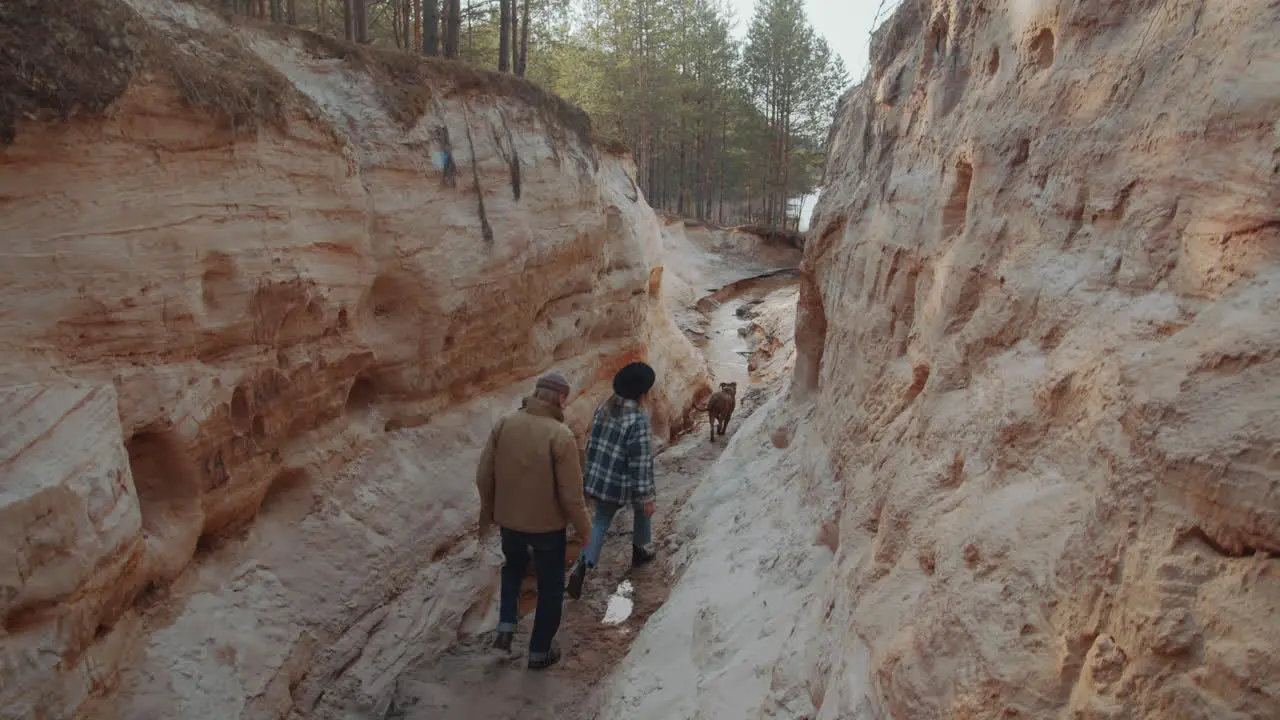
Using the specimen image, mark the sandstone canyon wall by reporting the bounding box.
[0,1,706,718]
[602,0,1280,718]
[793,0,1280,716]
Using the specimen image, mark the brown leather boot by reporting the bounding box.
[566,558,587,599]
[632,544,656,567]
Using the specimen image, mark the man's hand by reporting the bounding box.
[478,518,495,541]
[643,500,656,517]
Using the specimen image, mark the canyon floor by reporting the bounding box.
[386,227,800,720]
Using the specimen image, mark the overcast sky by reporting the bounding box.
[724,0,889,83]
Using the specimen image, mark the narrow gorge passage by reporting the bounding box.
[385,267,801,720]
[696,270,801,396]
[6,0,1280,718]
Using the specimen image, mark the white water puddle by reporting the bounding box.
[602,580,635,625]
[705,297,751,388]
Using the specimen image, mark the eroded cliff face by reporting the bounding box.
[788,0,1280,717]
[0,1,706,717]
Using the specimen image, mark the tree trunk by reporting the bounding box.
[401,0,412,48]
[677,112,686,216]
[423,0,439,55]
[509,0,519,74]
[716,103,725,223]
[344,0,354,41]
[286,0,296,24]
[443,0,461,58]
[517,0,530,75]
[498,0,511,71]
[509,0,517,71]
[465,0,472,55]
[392,1,403,47]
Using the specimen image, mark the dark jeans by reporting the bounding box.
[498,527,566,655]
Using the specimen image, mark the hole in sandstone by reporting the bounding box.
[1029,28,1055,71]
[136,580,163,607]
[345,373,378,414]
[367,273,417,323]
[259,468,314,522]
[126,431,203,584]
[1012,138,1030,167]
[880,66,905,105]
[3,605,45,634]
[195,533,227,556]
[201,251,237,311]
[922,17,949,72]
[986,45,1000,75]
[918,550,937,575]
[907,364,931,400]
[1176,526,1265,559]
[252,414,266,439]
[941,159,974,238]
[337,307,349,329]
[444,334,455,349]
[230,386,251,433]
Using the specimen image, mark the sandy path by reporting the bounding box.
[387,430,729,720]
[386,280,795,720]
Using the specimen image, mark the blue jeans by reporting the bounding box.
[497,527,566,655]
[583,500,652,568]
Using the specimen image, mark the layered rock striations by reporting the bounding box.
[0,1,706,717]
[791,0,1280,716]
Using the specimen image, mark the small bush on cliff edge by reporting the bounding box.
[155,24,297,135]
[0,0,143,144]
[1,0,301,146]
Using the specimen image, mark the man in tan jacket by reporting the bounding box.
[476,371,591,670]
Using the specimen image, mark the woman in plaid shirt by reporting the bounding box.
[567,362,658,599]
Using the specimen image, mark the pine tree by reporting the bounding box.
[212,0,845,227]
[499,0,512,71]
[423,0,440,55]
[517,0,531,75]
[444,0,461,57]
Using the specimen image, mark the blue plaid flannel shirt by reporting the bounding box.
[583,397,655,505]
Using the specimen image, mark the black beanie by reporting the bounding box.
[612,362,656,401]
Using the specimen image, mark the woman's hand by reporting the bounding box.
[644,500,656,517]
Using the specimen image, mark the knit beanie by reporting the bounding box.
[535,371,571,396]
[612,362,656,401]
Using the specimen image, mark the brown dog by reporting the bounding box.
[706,382,737,442]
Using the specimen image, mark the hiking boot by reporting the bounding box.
[566,558,587,600]
[492,630,513,652]
[528,646,561,670]
[632,544,657,567]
